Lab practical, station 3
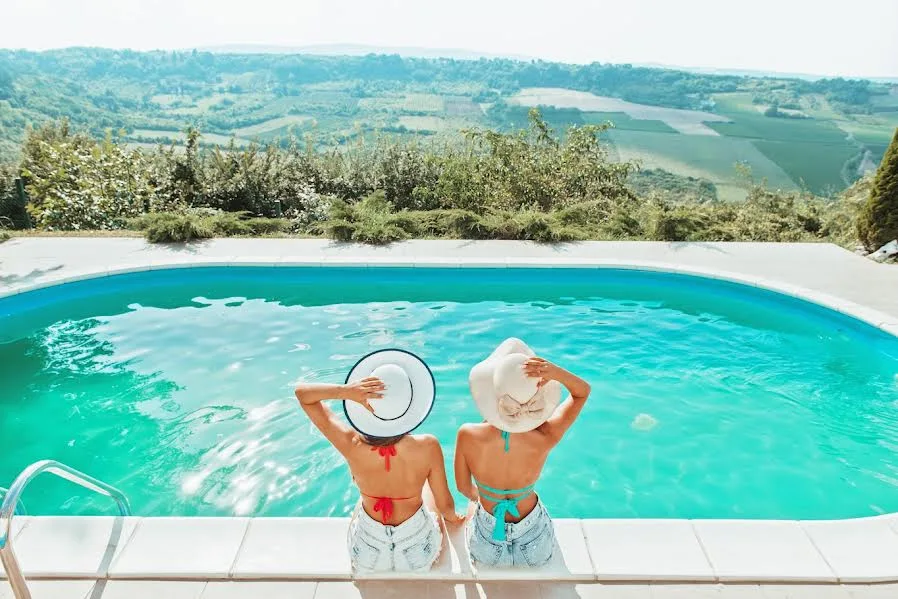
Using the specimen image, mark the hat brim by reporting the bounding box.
[344,349,435,438]
[469,338,564,433]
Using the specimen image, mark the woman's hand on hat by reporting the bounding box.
[523,356,559,387]
[342,377,385,412]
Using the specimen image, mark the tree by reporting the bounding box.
[858,128,898,250]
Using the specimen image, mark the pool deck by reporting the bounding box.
[2,238,898,597]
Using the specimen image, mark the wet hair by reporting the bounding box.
[361,433,406,447]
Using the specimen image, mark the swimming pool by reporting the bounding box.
[1,266,896,520]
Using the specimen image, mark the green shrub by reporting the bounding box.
[131,212,214,243]
[858,127,898,250]
[205,211,252,236]
[0,229,10,243]
[244,217,290,235]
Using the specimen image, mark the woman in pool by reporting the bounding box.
[455,338,591,567]
[295,349,463,573]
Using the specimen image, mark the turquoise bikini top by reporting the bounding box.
[473,431,536,542]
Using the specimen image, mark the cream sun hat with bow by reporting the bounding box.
[469,338,563,433]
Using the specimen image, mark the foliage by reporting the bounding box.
[858,128,898,249]
[20,121,155,230]
[0,115,872,247]
[629,168,717,202]
[0,163,29,228]
[129,209,290,242]
[0,229,9,242]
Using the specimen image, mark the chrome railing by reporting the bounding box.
[0,460,132,599]
[0,486,26,516]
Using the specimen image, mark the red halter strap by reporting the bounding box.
[371,445,397,472]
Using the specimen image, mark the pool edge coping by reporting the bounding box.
[2,514,898,584]
[1,256,896,337]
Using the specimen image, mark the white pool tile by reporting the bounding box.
[583,520,714,582]
[314,582,432,599]
[759,584,851,598]
[12,516,139,578]
[108,517,249,579]
[95,581,207,599]
[692,521,836,582]
[801,519,898,582]
[559,584,653,599]
[472,582,542,599]
[426,582,481,599]
[844,584,898,598]
[231,517,351,580]
[472,519,594,581]
[0,580,96,599]
[200,581,316,599]
[649,585,728,598]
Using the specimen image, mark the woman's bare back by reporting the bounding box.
[457,423,553,522]
[348,433,438,525]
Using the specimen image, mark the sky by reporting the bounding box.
[4,0,898,78]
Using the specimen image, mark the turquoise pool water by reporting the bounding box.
[1,267,897,519]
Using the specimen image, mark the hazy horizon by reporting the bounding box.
[4,0,898,79]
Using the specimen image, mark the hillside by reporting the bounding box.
[1,48,896,199]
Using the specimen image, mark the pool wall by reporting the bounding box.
[2,238,898,585]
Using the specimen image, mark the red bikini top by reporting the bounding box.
[359,445,414,524]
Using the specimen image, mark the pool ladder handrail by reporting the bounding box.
[0,460,132,599]
[0,486,26,516]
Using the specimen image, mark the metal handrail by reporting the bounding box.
[0,460,132,599]
[0,486,27,516]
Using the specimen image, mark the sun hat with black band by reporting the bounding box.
[343,348,436,438]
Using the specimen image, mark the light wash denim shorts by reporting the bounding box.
[348,504,441,573]
[466,499,555,567]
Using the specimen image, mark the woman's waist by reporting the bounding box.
[360,494,424,526]
[478,491,539,523]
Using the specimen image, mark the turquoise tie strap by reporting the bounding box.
[501,430,510,452]
[474,479,536,542]
[490,498,520,541]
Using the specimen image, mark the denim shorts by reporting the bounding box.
[466,499,555,567]
[348,504,442,572]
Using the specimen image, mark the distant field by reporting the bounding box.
[710,93,863,194]
[398,116,447,132]
[150,94,182,106]
[444,96,482,117]
[235,115,314,137]
[607,129,797,200]
[131,129,249,147]
[401,94,444,113]
[582,112,679,133]
[492,105,677,134]
[512,87,729,135]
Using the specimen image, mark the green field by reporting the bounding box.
[608,129,797,200]
[582,112,679,133]
[235,115,315,138]
[131,129,249,147]
[709,93,864,193]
